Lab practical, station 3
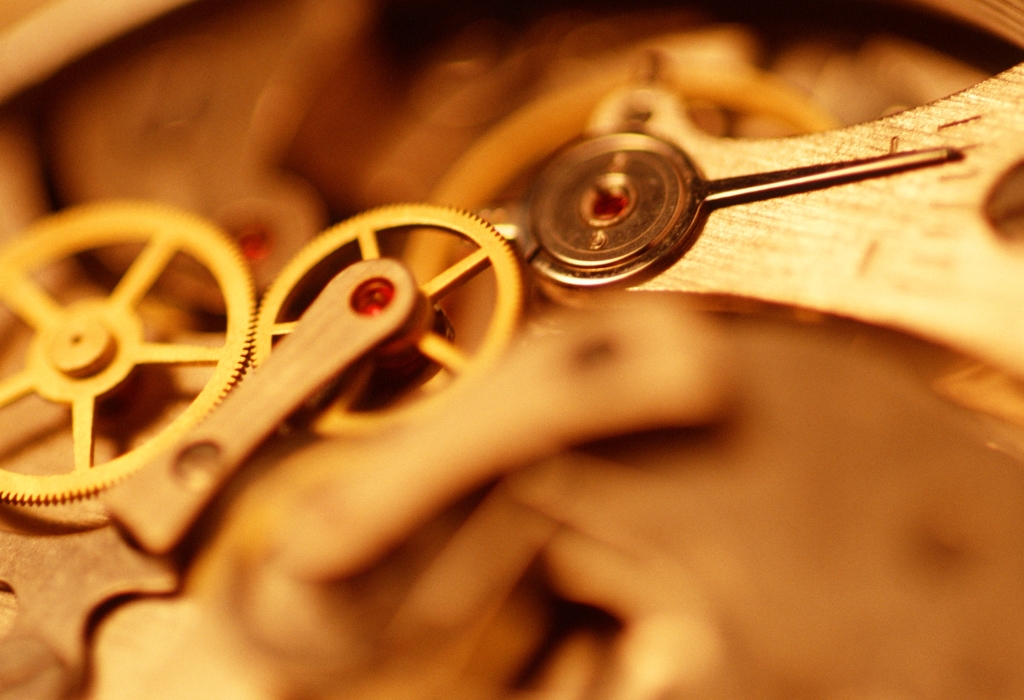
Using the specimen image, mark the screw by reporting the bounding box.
[350,278,396,316]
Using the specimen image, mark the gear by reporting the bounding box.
[253,204,523,433]
[0,201,254,504]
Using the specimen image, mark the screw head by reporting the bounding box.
[351,278,396,316]
[528,132,698,276]
[580,172,636,228]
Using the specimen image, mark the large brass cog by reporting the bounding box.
[0,201,254,504]
[253,204,523,434]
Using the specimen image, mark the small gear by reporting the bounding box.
[253,204,523,433]
[0,201,254,503]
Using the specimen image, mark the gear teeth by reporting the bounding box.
[217,252,257,404]
[0,200,257,506]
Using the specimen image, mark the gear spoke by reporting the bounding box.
[417,332,469,374]
[357,227,381,260]
[420,248,491,302]
[0,270,64,330]
[0,202,255,503]
[136,342,224,365]
[72,396,95,472]
[109,235,179,309]
[0,371,35,409]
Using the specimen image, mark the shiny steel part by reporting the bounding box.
[253,204,523,435]
[516,73,1024,376]
[0,525,175,695]
[0,201,253,504]
[528,130,959,287]
[106,257,421,555]
[529,133,701,282]
[522,79,1024,380]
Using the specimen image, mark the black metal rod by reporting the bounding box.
[703,148,963,208]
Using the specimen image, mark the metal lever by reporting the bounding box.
[105,258,421,554]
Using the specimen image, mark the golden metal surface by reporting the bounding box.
[0,201,254,503]
[1,1,1024,698]
[253,204,523,433]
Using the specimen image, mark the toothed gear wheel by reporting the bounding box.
[253,204,523,433]
[0,201,254,503]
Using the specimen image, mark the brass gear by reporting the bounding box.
[253,204,523,433]
[0,201,254,504]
